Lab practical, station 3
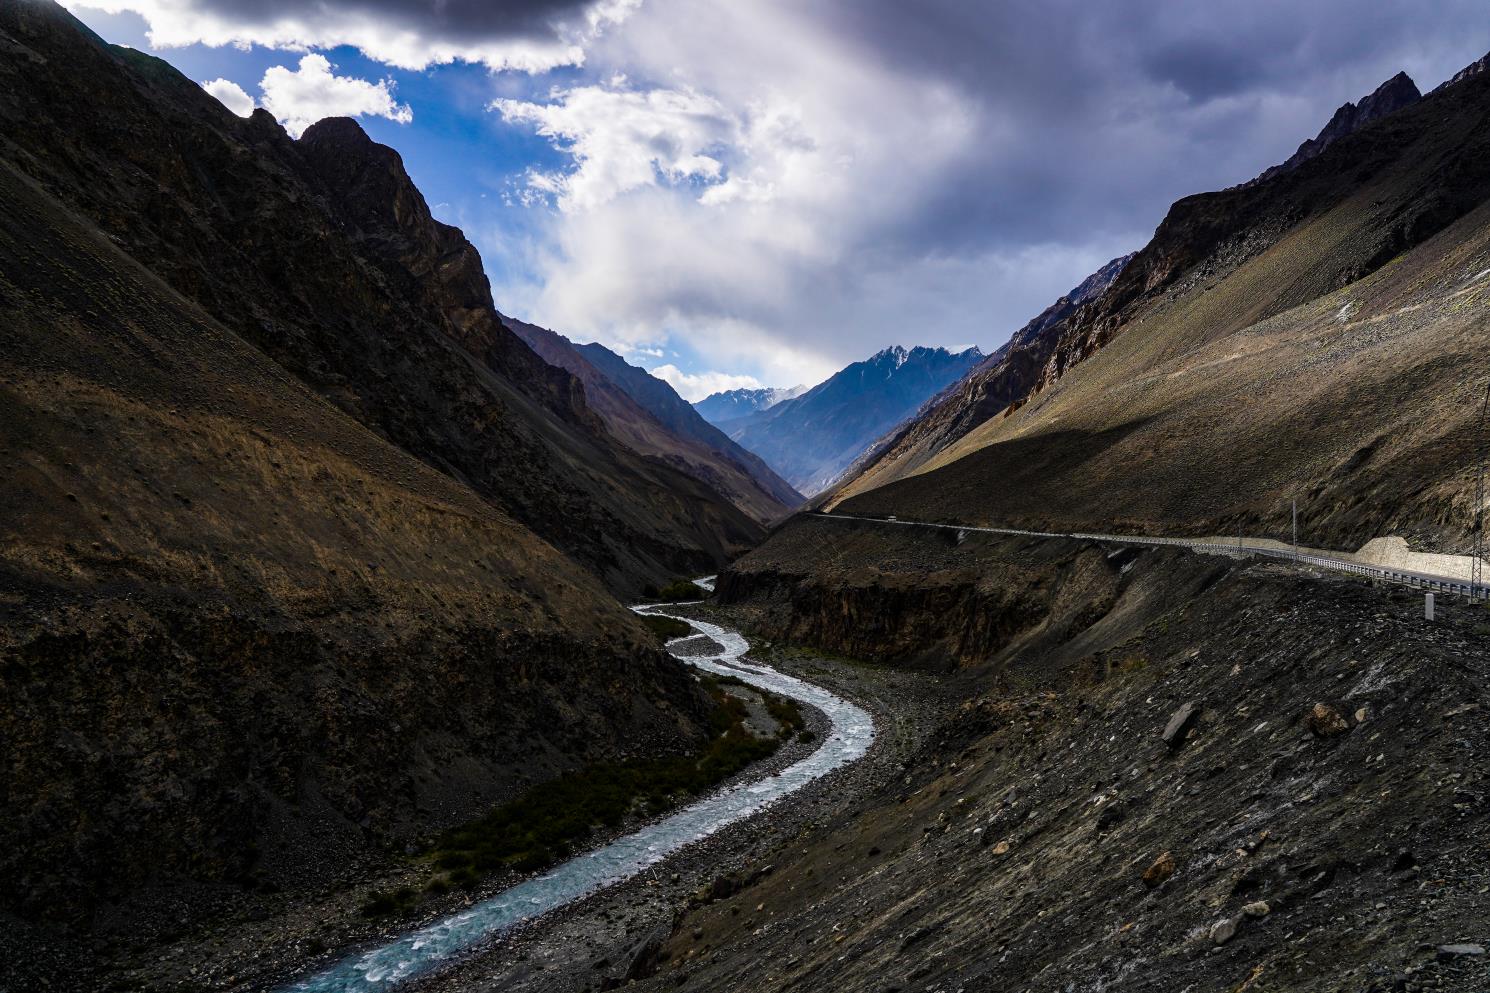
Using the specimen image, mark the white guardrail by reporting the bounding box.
[811,513,1489,601]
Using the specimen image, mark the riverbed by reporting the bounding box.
[278,602,874,993]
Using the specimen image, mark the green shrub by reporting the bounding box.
[359,886,419,918]
[765,695,806,734]
[656,579,706,602]
[640,614,692,640]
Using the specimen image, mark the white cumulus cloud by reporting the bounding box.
[258,54,412,138]
[648,364,761,403]
[201,76,254,115]
[491,84,739,211]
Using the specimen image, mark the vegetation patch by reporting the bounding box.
[655,579,707,602]
[639,614,693,640]
[419,677,801,897]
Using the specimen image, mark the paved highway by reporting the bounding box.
[811,512,1488,601]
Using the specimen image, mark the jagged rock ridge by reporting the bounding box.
[1249,70,1421,186]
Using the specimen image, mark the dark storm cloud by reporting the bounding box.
[531,0,1490,375]
[68,0,631,70]
[186,0,600,42]
[800,0,1490,253]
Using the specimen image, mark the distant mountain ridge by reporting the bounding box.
[820,254,1132,497]
[725,345,983,496]
[506,319,803,521]
[694,385,807,426]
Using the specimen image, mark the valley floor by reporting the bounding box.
[401,609,957,993]
[44,530,1490,993]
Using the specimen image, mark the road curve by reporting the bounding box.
[279,601,873,993]
[811,512,1488,599]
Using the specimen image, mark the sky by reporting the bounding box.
[66,1,1490,400]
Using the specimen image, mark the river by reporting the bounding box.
[280,597,874,992]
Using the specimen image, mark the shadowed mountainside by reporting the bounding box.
[507,318,802,523]
[0,2,736,986]
[0,2,760,595]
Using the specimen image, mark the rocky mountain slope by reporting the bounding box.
[727,346,984,496]
[0,1,739,986]
[693,385,807,427]
[831,58,1490,555]
[508,319,802,522]
[0,1,760,596]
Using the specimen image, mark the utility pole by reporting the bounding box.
[1475,382,1488,600]
[1292,499,1299,560]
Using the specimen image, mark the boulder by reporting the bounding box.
[1163,702,1202,749]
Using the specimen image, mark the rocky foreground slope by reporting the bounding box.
[661,517,1490,992]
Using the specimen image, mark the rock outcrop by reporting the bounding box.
[1249,71,1421,186]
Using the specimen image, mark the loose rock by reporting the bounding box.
[1142,851,1176,888]
[1305,702,1350,738]
[1209,917,1239,945]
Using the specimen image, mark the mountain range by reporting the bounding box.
[694,385,808,426]
[705,345,984,496]
[9,2,1490,990]
[0,1,748,977]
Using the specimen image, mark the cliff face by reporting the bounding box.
[716,517,1129,671]
[0,1,760,595]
